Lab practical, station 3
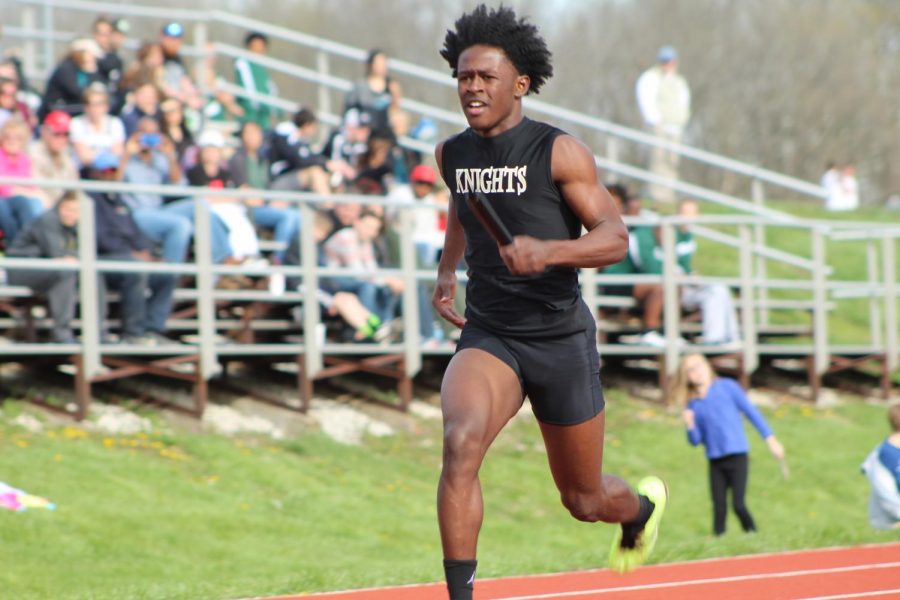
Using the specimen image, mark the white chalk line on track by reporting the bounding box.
[491,561,900,600]
[798,591,900,600]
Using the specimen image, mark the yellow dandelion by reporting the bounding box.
[103,438,116,448]
[15,439,29,448]
[53,454,63,462]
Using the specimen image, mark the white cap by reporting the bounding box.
[70,38,103,58]
[197,129,226,149]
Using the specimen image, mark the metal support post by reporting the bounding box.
[867,240,882,347]
[300,202,322,379]
[77,195,101,381]
[661,223,680,377]
[398,207,421,378]
[811,228,830,376]
[884,235,898,373]
[316,50,331,119]
[194,200,220,381]
[22,7,37,77]
[739,226,758,374]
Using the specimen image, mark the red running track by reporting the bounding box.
[259,543,900,600]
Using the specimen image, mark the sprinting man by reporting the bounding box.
[432,5,667,599]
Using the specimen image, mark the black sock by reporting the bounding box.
[620,495,655,549]
[444,559,477,600]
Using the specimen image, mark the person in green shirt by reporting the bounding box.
[234,32,278,129]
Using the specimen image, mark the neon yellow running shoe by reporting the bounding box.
[608,476,668,573]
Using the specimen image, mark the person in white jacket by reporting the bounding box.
[861,403,900,530]
[636,46,691,203]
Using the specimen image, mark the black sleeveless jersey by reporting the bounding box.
[440,117,590,337]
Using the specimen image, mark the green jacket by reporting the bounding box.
[234,57,277,128]
[628,226,695,275]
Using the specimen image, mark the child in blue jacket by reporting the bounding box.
[673,354,785,535]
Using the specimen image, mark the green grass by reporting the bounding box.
[1,391,896,600]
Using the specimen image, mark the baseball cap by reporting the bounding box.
[197,129,226,149]
[43,110,72,135]
[91,151,119,171]
[657,45,678,63]
[113,18,131,34]
[70,38,103,58]
[162,22,184,38]
[343,107,372,129]
[410,164,437,185]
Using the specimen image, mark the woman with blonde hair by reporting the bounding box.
[673,353,785,536]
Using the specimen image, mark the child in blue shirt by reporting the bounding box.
[861,403,900,529]
[672,354,785,535]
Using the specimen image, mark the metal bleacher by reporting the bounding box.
[0,0,896,419]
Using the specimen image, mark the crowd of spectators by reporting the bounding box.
[0,16,447,347]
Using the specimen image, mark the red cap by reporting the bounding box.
[410,164,437,185]
[43,110,71,135]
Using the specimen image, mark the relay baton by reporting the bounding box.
[467,191,513,246]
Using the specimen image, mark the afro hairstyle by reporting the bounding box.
[440,4,553,95]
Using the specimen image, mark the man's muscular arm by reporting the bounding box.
[498,135,628,275]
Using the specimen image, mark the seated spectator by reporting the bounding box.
[323,210,403,325]
[88,162,176,345]
[28,111,80,210]
[187,129,261,263]
[234,31,277,129]
[1,54,42,118]
[676,199,740,345]
[0,77,36,131]
[285,210,388,342]
[861,403,900,530]
[355,129,396,193]
[120,116,229,266]
[120,81,161,136]
[6,192,81,343]
[270,108,353,195]
[603,187,664,344]
[322,108,372,177]
[39,39,104,119]
[159,22,202,111]
[229,121,298,265]
[386,164,446,345]
[201,44,245,126]
[70,84,125,172]
[344,49,402,136]
[158,98,197,169]
[0,117,44,243]
[120,42,165,95]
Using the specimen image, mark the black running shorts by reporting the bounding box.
[455,321,605,425]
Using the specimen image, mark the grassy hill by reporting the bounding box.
[0,390,896,600]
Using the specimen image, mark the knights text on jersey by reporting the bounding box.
[441,117,591,337]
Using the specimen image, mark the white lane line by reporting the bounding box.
[797,591,900,600]
[492,561,900,600]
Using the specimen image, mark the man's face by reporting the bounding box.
[355,215,382,242]
[200,146,221,165]
[133,84,159,112]
[0,82,17,109]
[678,200,699,219]
[58,200,80,227]
[84,93,109,119]
[334,202,361,226]
[43,125,70,154]
[248,38,267,55]
[93,22,113,52]
[160,35,181,56]
[241,123,264,151]
[412,181,433,200]
[456,44,529,136]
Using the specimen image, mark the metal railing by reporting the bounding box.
[0,177,895,396]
